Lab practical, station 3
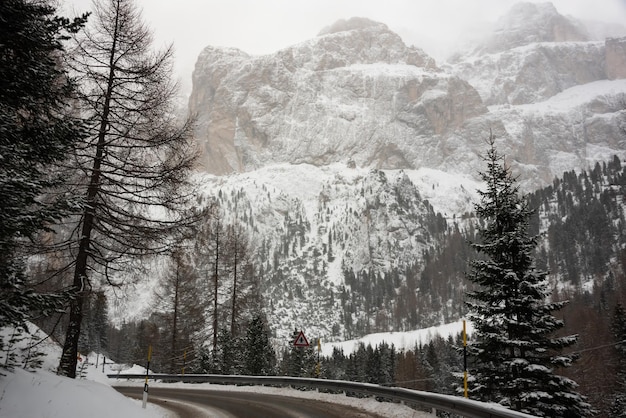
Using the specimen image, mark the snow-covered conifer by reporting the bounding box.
[0,0,86,333]
[466,135,593,417]
[242,314,276,375]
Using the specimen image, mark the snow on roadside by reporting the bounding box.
[0,368,169,418]
[1,321,470,417]
[0,324,168,418]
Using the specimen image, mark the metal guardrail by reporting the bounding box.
[108,373,537,418]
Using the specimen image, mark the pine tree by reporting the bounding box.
[283,329,315,377]
[79,291,109,354]
[0,0,87,332]
[466,135,592,417]
[242,314,276,375]
[214,328,239,374]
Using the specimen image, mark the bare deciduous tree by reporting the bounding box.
[154,246,203,374]
[57,0,197,378]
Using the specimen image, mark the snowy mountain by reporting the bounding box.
[113,2,626,343]
[189,17,484,177]
[189,6,626,189]
[469,2,589,55]
[183,164,480,341]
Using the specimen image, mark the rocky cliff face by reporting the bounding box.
[607,37,626,79]
[448,42,606,105]
[473,2,589,55]
[117,3,626,341]
[189,7,626,191]
[189,17,486,176]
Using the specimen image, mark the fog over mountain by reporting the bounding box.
[112,2,626,344]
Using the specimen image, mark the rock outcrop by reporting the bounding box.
[474,2,589,55]
[189,17,485,175]
[449,42,606,105]
[606,37,626,79]
[189,6,626,190]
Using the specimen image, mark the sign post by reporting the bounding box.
[293,330,309,347]
[142,345,152,409]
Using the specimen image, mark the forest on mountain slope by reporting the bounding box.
[47,154,624,416]
[333,155,626,335]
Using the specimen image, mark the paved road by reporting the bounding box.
[115,386,387,418]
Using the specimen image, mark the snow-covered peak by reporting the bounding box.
[474,1,588,55]
[189,19,480,176]
[318,17,388,36]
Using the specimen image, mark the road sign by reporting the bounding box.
[294,330,309,347]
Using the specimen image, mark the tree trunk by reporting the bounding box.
[58,4,120,378]
[212,221,220,356]
[230,226,238,338]
[170,262,180,373]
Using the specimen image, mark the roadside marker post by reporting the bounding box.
[182,349,187,375]
[142,345,152,409]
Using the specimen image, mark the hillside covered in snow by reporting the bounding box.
[155,1,626,341]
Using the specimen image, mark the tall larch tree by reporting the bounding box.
[0,0,87,332]
[225,222,259,338]
[154,246,204,374]
[57,0,197,378]
[465,135,592,417]
[197,209,225,359]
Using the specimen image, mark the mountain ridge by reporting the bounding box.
[189,4,626,192]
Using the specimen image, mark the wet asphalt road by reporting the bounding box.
[115,386,388,418]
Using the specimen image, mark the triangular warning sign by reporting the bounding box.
[293,330,309,347]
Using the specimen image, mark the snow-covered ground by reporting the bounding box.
[321,319,473,356]
[0,367,168,418]
[0,323,433,418]
[0,325,169,418]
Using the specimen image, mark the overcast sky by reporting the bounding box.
[61,0,626,96]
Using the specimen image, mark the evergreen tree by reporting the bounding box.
[283,329,315,377]
[242,314,276,375]
[79,291,108,354]
[0,0,87,332]
[214,328,239,374]
[465,136,592,417]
